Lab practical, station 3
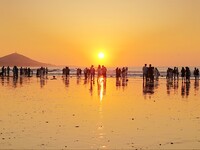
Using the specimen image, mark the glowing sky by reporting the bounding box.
[0,0,200,66]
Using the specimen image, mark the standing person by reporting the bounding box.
[197,68,199,80]
[154,67,160,81]
[2,66,5,77]
[101,65,107,78]
[20,67,23,76]
[90,65,95,81]
[148,64,154,82]
[115,67,119,78]
[194,68,197,80]
[7,66,10,77]
[142,64,148,82]
[45,67,48,75]
[181,67,186,83]
[84,67,88,80]
[185,67,191,83]
[97,65,102,78]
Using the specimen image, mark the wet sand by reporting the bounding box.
[0,76,200,149]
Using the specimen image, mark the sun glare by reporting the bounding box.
[98,52,105,59]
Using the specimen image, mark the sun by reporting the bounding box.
[98,52,105,59]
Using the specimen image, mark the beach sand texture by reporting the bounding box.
[0,77,200,149]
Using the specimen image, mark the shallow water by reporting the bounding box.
[0,76,200,149]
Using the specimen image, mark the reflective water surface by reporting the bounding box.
[0,76,200,149]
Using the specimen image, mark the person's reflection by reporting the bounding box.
[76,76,81,85]
[64,77,70,88]
[116,77,121,87]
[173,80,179,94]
[122,76,128,88]
[20,77,23,86]
[12,77,18,88]
[1,76,5,86]
[143,81,154,98]
[6,76,10,86]
[97,77,106,101]
[89,80,93,96]
[185,82,190,97]
[181,82,190,98]
[166,79,173,95]
[194,80,199,94]
[116,76,128,90]
[40,77,45,88]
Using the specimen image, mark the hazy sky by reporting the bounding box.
[0,0,200,66]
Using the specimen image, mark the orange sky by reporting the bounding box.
[0,0,200,67]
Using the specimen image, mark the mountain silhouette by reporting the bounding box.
[0,53,55,67]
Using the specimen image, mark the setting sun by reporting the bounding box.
[98,52,105,59]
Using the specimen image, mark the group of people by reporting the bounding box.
[142,64,160,83]
[166,67,179,80]
[115,67,128,78]
[83,65,107,80]
[62,67,70,77]
[0,66,33,78]
[166,66,199,83]
[0,66,10,77]
[36,67,48,77]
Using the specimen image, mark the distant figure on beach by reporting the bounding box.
[101,65,107,78]
[181,67,186,83]
[116,67,120,78]
[173,67,179,80]
[62,67,70,77]
[154,67,160,81]
[84,67,89,79]
[185,67,191,83]
[45,67,48,75]
[13,66,19,78]
[1,66,5,76]
[90,65,95,81]
[147,64,154,83]
[194,67,199,80]
[51,76,57,80]
[20,67,23,76]
[97,65,102,78]
[76,68,82,77]
[7,66,10,77]
[142,64,148,81]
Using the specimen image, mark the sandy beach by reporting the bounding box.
[0,76,199,149]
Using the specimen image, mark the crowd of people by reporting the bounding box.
[36,67,48,77]
[62,67,70,77]
[142,64,160,83]
[115,67,128,78]
[0,66,33,78]
[166,66,199,83]
[0,65,200,85]
[81,65,107,81]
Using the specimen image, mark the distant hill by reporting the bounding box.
[0,53,55,67]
